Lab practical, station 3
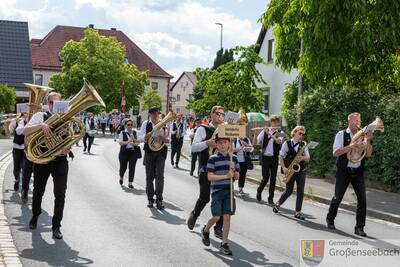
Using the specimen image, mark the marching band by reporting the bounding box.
[2,88,381,255]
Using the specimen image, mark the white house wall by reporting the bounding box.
[170,74,194,116]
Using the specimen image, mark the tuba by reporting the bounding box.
[24,83,54,120]
[25,79,106,164]
[148,110,176,151]
[347,117,384,163]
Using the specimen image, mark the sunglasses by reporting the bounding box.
[48,101,54,104]
[126,124,133,126]
[214,111,225,117]
[297,132,305,136]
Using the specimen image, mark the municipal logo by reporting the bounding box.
[301,240,325,266]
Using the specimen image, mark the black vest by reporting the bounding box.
[120,131,138,153]
[13,120,26,145]
[171,122,184,142]
[336,129,365,171]
[198,125,215,172]
[84,118,95,129]
[262,131,282,157]
[284,140,306,172]
[143,120,167,155]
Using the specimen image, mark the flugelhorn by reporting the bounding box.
[148,110,176,151]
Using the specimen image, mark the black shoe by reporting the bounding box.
[175,163,179,169]
[29,215,38,229]
[128,184,134,189]
[267,199,274,205]
[171,161,174,166]
[119,178,123,185]
[190,171,194,176]
[256,192,261,202]
[272,204,280,213]
[214,227,223,239]
[14,181,19,191]
[52,227,63,239]
[201,226,210,246]
[220,243,233,255]
[147,200,154,208]
[156,200,165,210]
[294,212,305,220]
[326,218,336,230]
[354,227,367,237]
[187,211,197,230]
[21,190,28,204]
[83,148,86,152]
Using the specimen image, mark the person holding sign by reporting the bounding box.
[22,92,70,240]
[201,135,239,255]
[187,106,225,238]
[272,126,310,220]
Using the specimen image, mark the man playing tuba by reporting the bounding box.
[326,112,373,237]
[22,92,70,240]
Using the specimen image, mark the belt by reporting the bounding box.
[347,167,360,174]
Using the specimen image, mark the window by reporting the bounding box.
[189,94,193,101]
[176,107,181,113]
[181,82,184,88]
[263,88,270,114]
[267,39,274,63]
[34,74,43,85]
[123,57,129,64]
[151,82,158,89]
[177,94,181,101]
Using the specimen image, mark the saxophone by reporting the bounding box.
[282,142,308,184]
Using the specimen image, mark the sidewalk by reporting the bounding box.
[181,140,400,225]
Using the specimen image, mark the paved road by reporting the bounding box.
[3,137,400,266]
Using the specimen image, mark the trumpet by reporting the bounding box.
[0,114,18,124]
[251,126,282,144]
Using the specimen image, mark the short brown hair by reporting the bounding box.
[47,92,61,101]
[211,105,224,114]
[291,125,306,137]
[347,112,360,121]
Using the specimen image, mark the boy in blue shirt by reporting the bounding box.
[201,136,240,255]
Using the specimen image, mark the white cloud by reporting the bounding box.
[74,0,109,9]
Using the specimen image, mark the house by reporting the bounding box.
[255,27,298,124]
[0,20,33,102]
[30,24,173,114]
[169,71,198,116]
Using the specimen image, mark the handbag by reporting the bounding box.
[135,146,142,159]
[245,152,254,170]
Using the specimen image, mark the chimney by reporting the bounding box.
[88,24,94,28]
[111,27,116,31]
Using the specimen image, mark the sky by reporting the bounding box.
[0,0,268,81]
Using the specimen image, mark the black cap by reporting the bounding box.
[148,107,161,114]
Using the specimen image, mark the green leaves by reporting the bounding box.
[0,83,16,113]
[187,46,265,114]
[142,89,162,111]
[49,28,148,112]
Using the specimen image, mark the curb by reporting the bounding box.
[0,151,23,266]
[181,151,400,225]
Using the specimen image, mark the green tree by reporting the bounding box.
[260,0,400,89]
[142,89,162,111]
[49,28,148,112]
[212,48,234,69]
[188,46,265,114]
[0,84,16,113]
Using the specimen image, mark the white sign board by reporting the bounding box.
[53,101,69,114]
[16,103,29,113]
[224,111,239,124]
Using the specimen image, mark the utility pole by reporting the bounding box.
[215,22,223,50]
[297,39,303,125]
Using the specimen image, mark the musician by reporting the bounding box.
[272,126,310,220]
[8,112,29,191]
[233,137,253,195]
[22,92,70,239]
[189,118,202,176]
[138,107,169,210]
[187,106,224,239]
[83,111,96,155]
[118,119,141,188]
[326,113,372,236]
[256,116,284,204]
[170,114,184,168]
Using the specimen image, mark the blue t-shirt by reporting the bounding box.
[207,152,240,194]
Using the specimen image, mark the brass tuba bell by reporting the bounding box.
[25,79,106,164]
[148,109,176,151]
[23,83,54,120]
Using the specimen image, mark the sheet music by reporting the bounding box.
[308,141,319,149]
[16,103,29,113]
[224,111,239,124]
[53,101,69,114]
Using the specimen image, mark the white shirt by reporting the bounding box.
[170,122,183,139]
[138,120,170,143]
[257,130,284,156]
[191,124,216,153]
[280,139,310,158]
[333,128,360,168]
[9,119,26,149]
[234,138,252,163]
[119,130,135,149]
[26,111,46,127]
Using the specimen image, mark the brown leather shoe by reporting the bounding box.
[21,190,28,204]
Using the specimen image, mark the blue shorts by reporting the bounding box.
[211,189,232,216]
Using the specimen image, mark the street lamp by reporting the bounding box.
[215,22,223,50]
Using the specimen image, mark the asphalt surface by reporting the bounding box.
[3,137,400,267]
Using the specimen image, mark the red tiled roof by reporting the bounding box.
[30,25,173,78]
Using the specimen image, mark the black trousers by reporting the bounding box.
[119,150,138,182]
[277,171,306,212]
[190,152,198,174]
[192,171,223,230]
[238,162,248,188]
[145,151,166,201]
[101,123,106,135]
[83,133,94,152]
[327,167,366,228]
[12,148,24,182]
[32,157,68,229]
[171,139,183,165]
[22,153,34,192]
[257,155,279,201]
